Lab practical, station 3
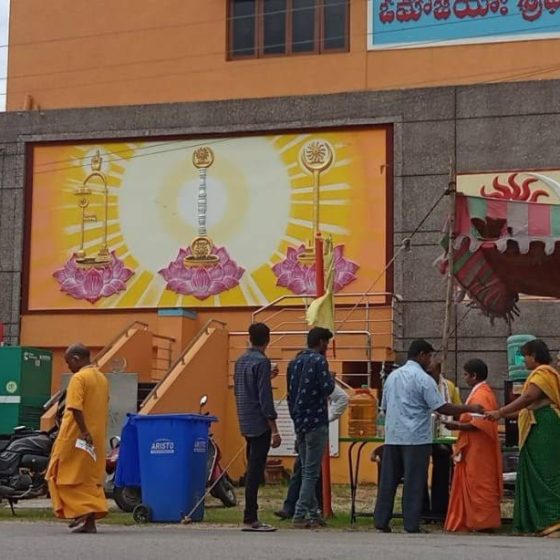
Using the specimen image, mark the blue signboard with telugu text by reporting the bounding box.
[367,0,560,48]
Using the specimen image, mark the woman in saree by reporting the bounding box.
[487,339,560,537]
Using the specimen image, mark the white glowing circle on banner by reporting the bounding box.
[177,175,229,230]
[118,138,291,273]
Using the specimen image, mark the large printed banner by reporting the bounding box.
[367,0,560,49]
[27,129,389,310]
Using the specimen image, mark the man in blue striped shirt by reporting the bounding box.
[234,323,281,532]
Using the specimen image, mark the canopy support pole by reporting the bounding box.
[441,165,457,377]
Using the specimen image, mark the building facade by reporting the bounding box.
[1,1,560,479]
[7,1,560,110]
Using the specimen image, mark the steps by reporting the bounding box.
[137,383,156,411]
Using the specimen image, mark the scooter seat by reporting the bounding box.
[0,452,20,477]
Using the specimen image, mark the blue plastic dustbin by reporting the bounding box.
[134,413,216,523]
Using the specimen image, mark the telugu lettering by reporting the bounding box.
[544,0,560,12]
[434,0,453,18]
[396,0,424,21]
[454,0,487,17]
[376,0,554,22]
[379,0,396,22]
[517,0,543,20]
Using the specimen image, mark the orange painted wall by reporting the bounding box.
[7,0,560,111]
[21,312,155,391]
[22,310,381,483]
[141,327,230,447]
[21,309,259,392]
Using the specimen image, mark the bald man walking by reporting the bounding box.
[46,344,109,533]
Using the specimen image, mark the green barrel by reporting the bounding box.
[507,335,536,382]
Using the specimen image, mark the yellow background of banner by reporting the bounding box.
[28,129,389,310]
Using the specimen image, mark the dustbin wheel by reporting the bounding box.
[132,503,152,524]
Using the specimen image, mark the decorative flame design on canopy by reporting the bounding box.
[480,173,549,202]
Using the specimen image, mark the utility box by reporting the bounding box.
[0,347,53,434]
[60,372,138,450]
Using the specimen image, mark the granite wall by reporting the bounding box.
[1,79,559,397]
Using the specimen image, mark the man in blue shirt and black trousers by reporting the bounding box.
[234,323,281,532]
[373,339,484,534]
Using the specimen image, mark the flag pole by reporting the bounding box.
[315,233,333,519]
[441,162,457,377]
[315,234,325,298]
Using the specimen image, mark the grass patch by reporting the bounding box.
[0,483,514,532]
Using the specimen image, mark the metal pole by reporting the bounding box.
[313,170,320,239]
[441,170,457,376]
[315,234,325,299]
[315,234,333,519]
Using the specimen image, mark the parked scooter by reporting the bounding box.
[113,395,236,511]
[199,395,237,508]
[0,426,56,514]
[104,436,123,497]
[106,435,142,512]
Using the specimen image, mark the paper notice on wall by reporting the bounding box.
[268,401,339,457]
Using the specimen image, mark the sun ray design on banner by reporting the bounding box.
[28,130,389,309]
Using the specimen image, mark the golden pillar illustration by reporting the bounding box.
[297,140,334,263]
[74,150,111,265]
[184,146,220,266]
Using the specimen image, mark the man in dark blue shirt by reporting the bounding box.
[234,322,281,532]
[287,327,335,528]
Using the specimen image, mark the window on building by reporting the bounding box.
[228,0,349,59]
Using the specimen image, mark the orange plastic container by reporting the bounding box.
[348,386,378,437]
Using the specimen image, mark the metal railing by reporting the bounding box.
[251,291,402,334]
[229,328,377,386]
[140,319,227,406]
[92,320,176,379]
[239,291,404,387]
[92,320,150,365]
[151,333,176,377]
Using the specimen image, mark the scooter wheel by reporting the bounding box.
[132,503,152,524]
[210,476,237,508]
[114,485,142,513]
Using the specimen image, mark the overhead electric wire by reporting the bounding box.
[0,0,550,55]
[32,137,234,175]
[13,55,560,176]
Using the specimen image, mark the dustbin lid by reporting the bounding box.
[134,413,217,423]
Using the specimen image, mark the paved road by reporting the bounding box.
[1,522,558,560]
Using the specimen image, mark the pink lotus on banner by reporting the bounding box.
[53,252,134,304]
[159,246,245,300]
[272,244,359,295]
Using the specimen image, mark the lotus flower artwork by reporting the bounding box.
[272,244,359,295]
[159,245,245,300]
[53,251,134,304]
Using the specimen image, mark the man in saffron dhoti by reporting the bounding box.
[46,344,109,533]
